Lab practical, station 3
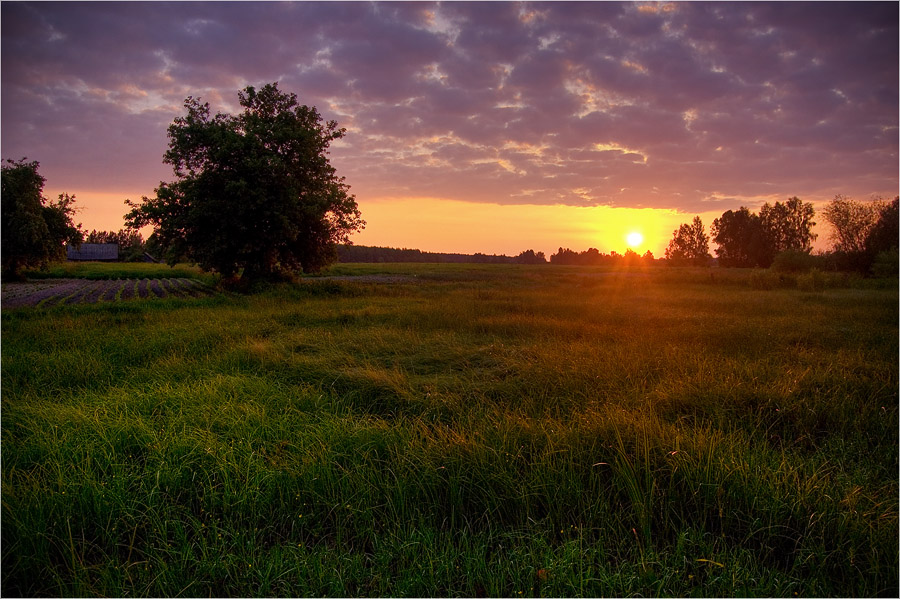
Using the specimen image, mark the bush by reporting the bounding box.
[871,249,898,278]
[770,249,818,273]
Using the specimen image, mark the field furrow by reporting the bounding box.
[100,280,121,302]
[2,277,218,308]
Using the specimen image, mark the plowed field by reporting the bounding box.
[1,278,216,308]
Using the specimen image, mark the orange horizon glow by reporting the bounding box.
[341,197,701,258]
[49,188,838,260]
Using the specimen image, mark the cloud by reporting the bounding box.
[1,0,896,225]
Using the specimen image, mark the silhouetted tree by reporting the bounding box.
[759,196,817,253]
[665,216,710,265]
[125,83,364,285]
[1,159,82,280]
[711,207,771,267]
[623,248,641,267]
[864,197,899,258]
[823,195,883,255]
[515,249,547,264]
[822,195,886,271]
[550,247,579,265]
[582,248,601,264]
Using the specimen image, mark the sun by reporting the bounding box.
[626,231,644,248]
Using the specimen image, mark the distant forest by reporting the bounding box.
[336,244,539,264]
[336,245,655,266]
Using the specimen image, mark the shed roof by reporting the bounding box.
[67,243,119,261]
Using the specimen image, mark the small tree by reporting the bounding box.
[1,159,82,280]
[665,216,710,265]
[125,83,364,284]
[822,195,886,271]
[823,195,883,255]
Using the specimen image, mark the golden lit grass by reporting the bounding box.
[2,263,897,596]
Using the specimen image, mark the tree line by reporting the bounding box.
[337,245,548,265]
[664,195,898,274]
[549,247,654,266]
[664,197,817,267]
[2,82,897,282]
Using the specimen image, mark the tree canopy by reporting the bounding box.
[711,207,769,268]
[711,197,817,268]
[1,159,82,280]
[125,83,364,284]
[823,195,884,256]
[822,195,899,272]
[759,196,817,254]
[864,197,899,258]
[664,216,710,265]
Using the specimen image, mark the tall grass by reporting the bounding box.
[2,264,897,596]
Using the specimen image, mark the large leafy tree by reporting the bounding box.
[1,159,82,280]
[711,198,817,269]
[759,196,817,254]
[711,207,770,267]
[125,83,364,283]
[664,216,710,265]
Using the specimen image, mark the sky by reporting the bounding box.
[2,1,897,257]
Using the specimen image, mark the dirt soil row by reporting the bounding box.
[1,278,216,308]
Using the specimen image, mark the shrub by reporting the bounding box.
[871,249,899,278]
[770,249,818,273]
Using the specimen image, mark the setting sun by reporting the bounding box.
[626,231,644,248]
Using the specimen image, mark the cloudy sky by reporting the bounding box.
[2,1,897,256]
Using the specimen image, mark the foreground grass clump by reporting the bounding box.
[2,264,897,596]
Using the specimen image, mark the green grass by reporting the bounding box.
[24,261,214,282]
[2,264,897,596]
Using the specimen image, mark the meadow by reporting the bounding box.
[1,263,897,597]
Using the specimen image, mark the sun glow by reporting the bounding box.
[626,231,644,248]
[349,197,698,257]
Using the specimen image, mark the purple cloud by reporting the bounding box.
[1,0,896,223]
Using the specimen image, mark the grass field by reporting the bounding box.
[2,263,897,596]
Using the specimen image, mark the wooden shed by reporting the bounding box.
[67,243,119,261]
